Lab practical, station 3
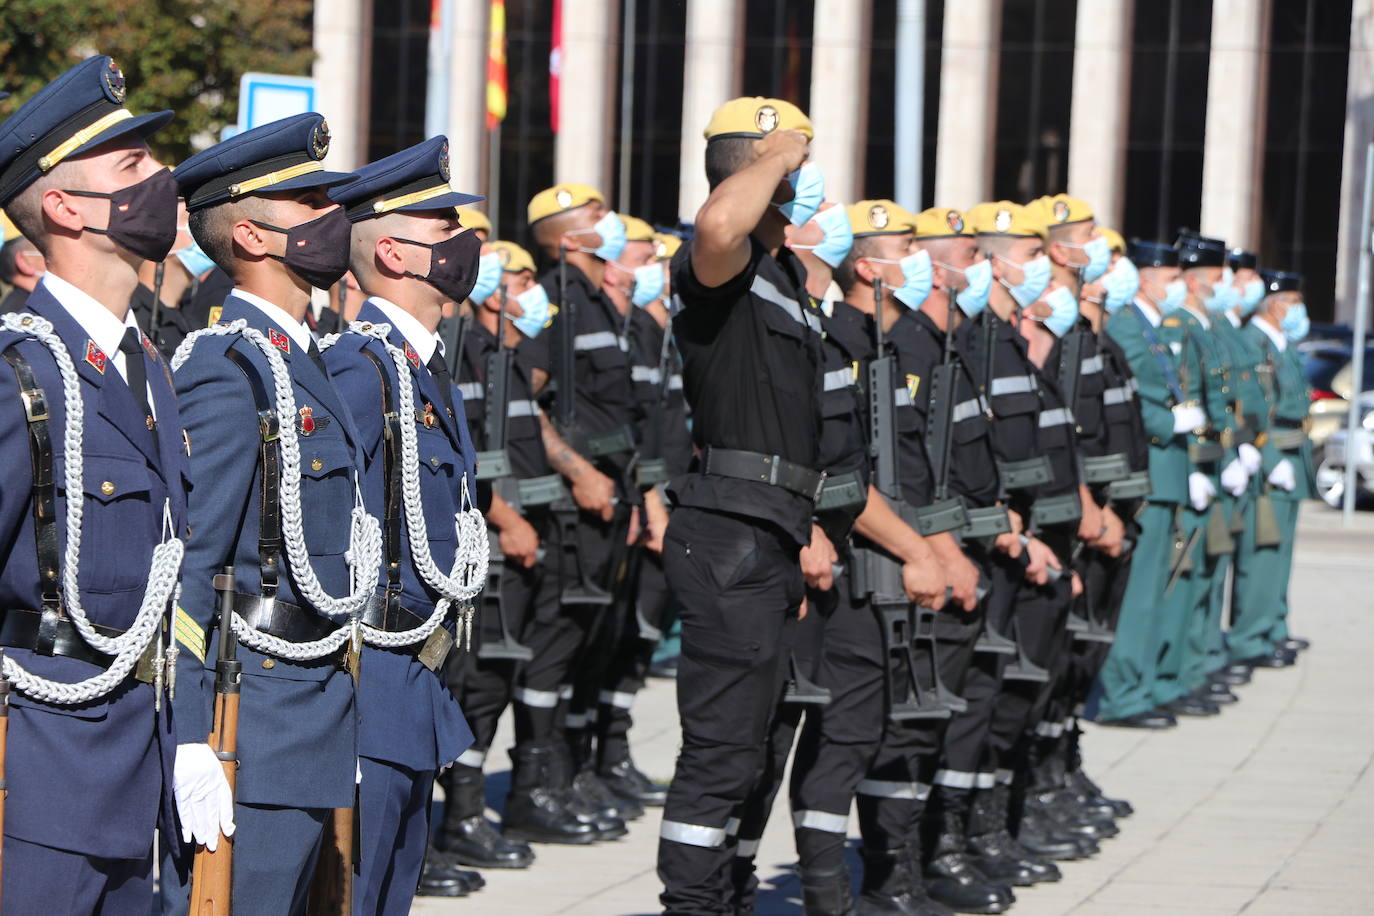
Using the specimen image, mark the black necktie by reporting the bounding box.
[426,350,456,422]
[118,327,155,432]
[307,337,331,378]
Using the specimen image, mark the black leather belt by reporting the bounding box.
[230,593,340,644]
[701,447,825,501]
[359,594,455,671]
[0,608,157,683]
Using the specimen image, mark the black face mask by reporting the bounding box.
[250,207,353,290]
[65,167,179,262]
[392,229,483,303]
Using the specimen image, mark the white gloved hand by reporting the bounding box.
[1267,459,1297,492]
[1238,442,1262,476]
[174,742,236,852]
[357,760,363,785]
[1220,459,1248,497]
[1172,405,1207,434]
[1188,472,1216,511]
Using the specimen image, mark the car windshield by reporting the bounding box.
[1304,347,1350,392]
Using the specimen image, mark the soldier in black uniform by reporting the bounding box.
[656,96,829,914]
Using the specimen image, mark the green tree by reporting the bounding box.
[0,0,314,163]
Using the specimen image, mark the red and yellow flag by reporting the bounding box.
[486,0,508,130]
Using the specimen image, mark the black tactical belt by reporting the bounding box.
[961,505,1012,539]
[1187,440,1224,464]
[1106,471,1152,501]
[0,607,155,684]
[913,497,969,536]
[476,448,512,480]
[635,457,670,489]
[1030,492,1083,528]
[815,469,867,511]
[584,425,636,458]
[1080,453,1131,484]
[996,456,1053,491]
[230,593,339,645]
[517,473,568,507]
[702,447,825,501]
[1269,429,1307,451]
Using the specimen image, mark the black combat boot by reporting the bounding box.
[1028,735,1118,840]
[922,788,1013,915]
[966,784,1060,885]
[503,744,600,845]
[801,866,857,916]
[1064,723,1133,818]
[551,742,628,840]
[435,763,535,868]
[599,752,669,807]
[857,845,953,916]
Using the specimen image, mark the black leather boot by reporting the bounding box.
[1063,726,1133,819]
[574,765,644,821]
[415,845,485,896]
[1028,736,1118,840]
[503,744,600,844]
[857,846,953,916]
[552,744,628,840]
[801,866,857,916]
[966,786,1061,886]
[923,788,1014,915]
[599,753,668,807]
[436,763,535,868]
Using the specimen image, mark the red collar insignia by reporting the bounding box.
[269,328,291,353]
[404,342,421,370]
[85,340,107,374]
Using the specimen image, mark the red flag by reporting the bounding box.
[487,0,508,130]
[549,0,562,133]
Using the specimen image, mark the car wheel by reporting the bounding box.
[1315,458,1346,508]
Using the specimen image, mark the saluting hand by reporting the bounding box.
[754,128,809,175]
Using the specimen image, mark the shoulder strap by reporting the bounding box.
[358,346,405,600]
[2,347,61,617]
[223,347,283,598]
[1132,305,1186,404]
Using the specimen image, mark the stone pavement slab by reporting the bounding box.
[414,504,1374,915]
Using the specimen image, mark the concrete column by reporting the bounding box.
[445,0,489,197]
[933,0,1001,207]
[1336,0,1374,322]
[1067,0,1134,229]
[808,0,872,203]
[312,0,372,171]
[677,0,745,222]
[554,0,618,195]
[1198,0,1271,248]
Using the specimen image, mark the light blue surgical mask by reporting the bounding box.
[1037,286,1080,337]
[1204,267,1238,313]
[1239,278,1265,316]
[1101,258,1139,315]
[790,204,853,268]
[1280,302,1309,341]
[869,249,933,311]
[776,162,825,227]
[468,251,502,305]
[1158,278,1187,314]
[946,258,993,319]
[511,284,551,338]
[997,253,1051,308]
[631,262,665,308]
[1062,235,1111,283]
[576,211,627,263]
[174,240,217,279]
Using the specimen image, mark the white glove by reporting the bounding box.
[1238,442,1262,476]
[1172,405,1207,434]
[1188,472,1216,511]
[356,760,363,785]
[1267,459,1296,492]
[174,742,236,852]
[1220,459,1248,497]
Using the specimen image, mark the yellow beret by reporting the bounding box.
[846,200,915,237]
[1026,194,1094,229]
[490,239,535,274]
[620,215,655,243]
[704,97,813,141]
[912,206,973,240]
[527,182,604,225]
[457,207,491,234]
[1100,226,1125,254]
[966,201,1047,239]
[653,232,682,260]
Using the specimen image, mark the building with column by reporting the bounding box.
[320,0,1365,320]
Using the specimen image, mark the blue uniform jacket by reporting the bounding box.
[172,293,363,809]
[0,285,186,859]
[322,300,475,771]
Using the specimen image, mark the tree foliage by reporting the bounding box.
[0,0,315,162]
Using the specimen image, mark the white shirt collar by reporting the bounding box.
[41,272,137,360]
[1226,310,1242,328]
[231,287,312,349]
[1186,305,1211,330]
[368,296,439,366]
[1132,296,1162,327]
[1252,315,1287,352]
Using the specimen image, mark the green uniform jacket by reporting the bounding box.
[1246,321,1317,500]
[1167,308,1230,477]
[1212,314,1269,444]
[1107,302,1188,504]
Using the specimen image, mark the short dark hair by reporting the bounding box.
[188,196,269,279]
[704,138,755,190]
[834,236,882,293]
[0,237,26,284]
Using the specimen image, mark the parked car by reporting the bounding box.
[1301,342,1374,460]
[1315,392,1374,508]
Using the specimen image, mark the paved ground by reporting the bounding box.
[414,503,1374,915]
